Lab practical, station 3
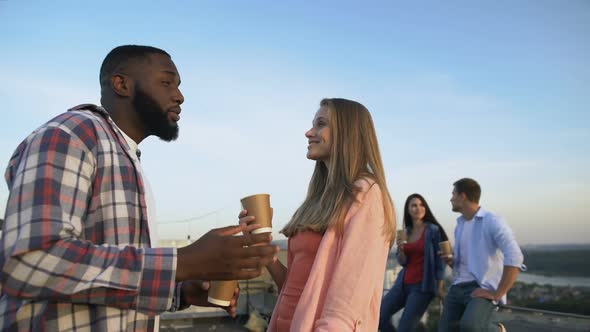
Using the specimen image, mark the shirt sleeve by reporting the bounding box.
[432,226,445,281]
[169,281,191,312]
[314,183,390,331]
[0,121,176,315]
[490,215,524,268]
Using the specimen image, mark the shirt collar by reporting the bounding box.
[117,126,139,158]
[68,103,109,117]
[68,104,140,160]
[474,207,486,219]
[108,120,139,160]
[458,207,486,223]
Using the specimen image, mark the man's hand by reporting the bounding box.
[471,287,498,303]
[176,224,279,281]
[438,251,454,268]
[181,280,240,318]
[437,283,446,300]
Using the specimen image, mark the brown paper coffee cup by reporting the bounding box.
[241,193,272,234]
[397,229,408,243]
[439,241,453,256]
[208,280,238,306]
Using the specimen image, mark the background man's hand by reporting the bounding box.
[471,287,499,303]
[437,284,446,300]
[438,251,454,267]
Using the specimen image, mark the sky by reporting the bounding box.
[0,1,588,245]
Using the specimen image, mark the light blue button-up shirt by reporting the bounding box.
[453,207,524,303]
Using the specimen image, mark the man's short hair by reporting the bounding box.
[99,45,170,88]
[453,178,481,203]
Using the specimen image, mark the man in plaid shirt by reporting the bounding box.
[0,45,278,331]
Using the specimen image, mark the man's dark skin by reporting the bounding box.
[100,52,279,315]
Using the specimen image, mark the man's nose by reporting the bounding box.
[175,88,185,105]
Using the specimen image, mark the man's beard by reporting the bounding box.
[132,87,179,141]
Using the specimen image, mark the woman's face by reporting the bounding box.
[305,106,332,163]
[408,197,426,222]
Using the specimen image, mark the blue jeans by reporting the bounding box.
[438,281,498,332]
[379,282,434,332]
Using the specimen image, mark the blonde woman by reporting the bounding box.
[243,98,396,331]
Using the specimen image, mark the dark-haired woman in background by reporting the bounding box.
[379,193,449,332]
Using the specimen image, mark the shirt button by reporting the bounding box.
[357,319,362,325]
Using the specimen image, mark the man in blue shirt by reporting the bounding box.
[438,178,524,332]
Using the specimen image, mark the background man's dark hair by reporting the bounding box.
[453,178,481,203]
[99,45,170,89]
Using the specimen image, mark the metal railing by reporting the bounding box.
[499,304,590,321]
[160,282,590,332]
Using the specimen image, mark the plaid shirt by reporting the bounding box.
[0,105,178,331]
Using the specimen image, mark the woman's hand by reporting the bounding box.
[397,241,406,252]
[396,236,406,249]
[238,209,264,235]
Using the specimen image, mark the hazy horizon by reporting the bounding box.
[0,1,588,246]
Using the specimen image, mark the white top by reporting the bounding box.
[453,218,476,285]
[115,128,159,245]
[114,127,160,330]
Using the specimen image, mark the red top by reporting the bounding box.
[403,226,426,284]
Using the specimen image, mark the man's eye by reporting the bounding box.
[162,81,171,87]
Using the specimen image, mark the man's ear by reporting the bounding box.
[111,73,134,97]
[460,192,469,203]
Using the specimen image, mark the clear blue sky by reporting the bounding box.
[0,1,588,245]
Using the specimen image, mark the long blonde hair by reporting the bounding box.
[281,98,396,244]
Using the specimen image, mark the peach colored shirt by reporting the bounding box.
[268,179,391,331]
[271,231,323,331]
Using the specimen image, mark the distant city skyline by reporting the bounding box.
[0,1,588,245]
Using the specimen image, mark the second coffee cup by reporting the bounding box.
[208,280,238,307]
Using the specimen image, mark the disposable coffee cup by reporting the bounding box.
[241,194,272,234]
[208,280,238,306]
[397,229,408,243]
[439,241,453,256]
